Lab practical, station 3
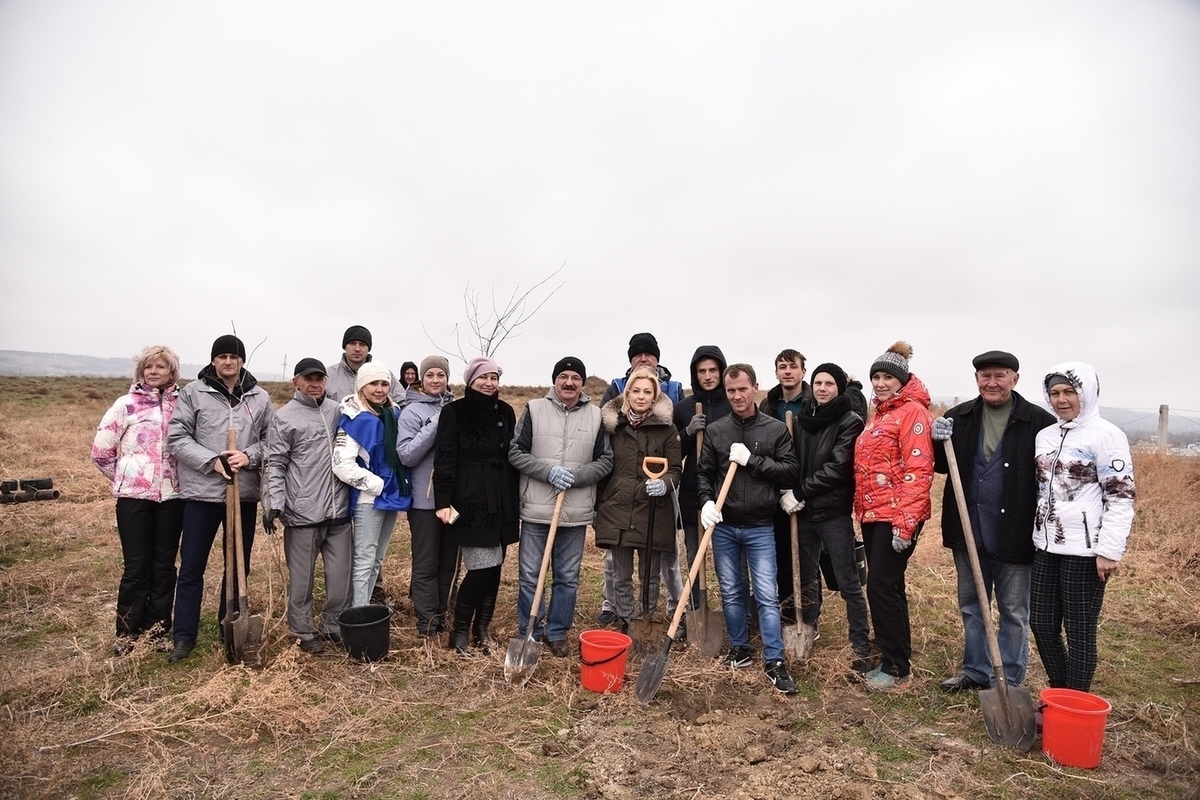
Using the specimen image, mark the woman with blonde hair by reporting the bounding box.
[92,345,184,654]
[333,361,412,608]
[853,342,935,692]
[594,366,683,629]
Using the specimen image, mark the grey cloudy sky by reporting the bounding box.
[2,1,1197,410]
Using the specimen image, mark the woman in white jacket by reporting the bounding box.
[1031,361,1135,692]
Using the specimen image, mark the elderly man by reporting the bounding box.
[699,363,800,694]
[265,358,352,655]
[510,356,613,657]
[327,324,405,405]
[933,350,1055,691]
[167,334,273,663]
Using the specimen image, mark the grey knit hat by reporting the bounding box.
[870,341,913,385]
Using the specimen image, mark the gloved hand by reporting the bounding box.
[932,416,953,442]
[262,508,282,535]
[700,500,723,530]
[729,442,751,466]
[547,465,576,492]
[645,478,667,497]
[892,529,913,552]
[685,414,707,436]
[779,489,803,514]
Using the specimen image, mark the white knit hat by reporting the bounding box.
[356,361,391,393]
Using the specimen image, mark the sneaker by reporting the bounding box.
[765,659,798,694]
[298,637,325,655]
[863,669,911,693]
[720,647,753,669]
[546,639,570,658]
[595,610,620,627]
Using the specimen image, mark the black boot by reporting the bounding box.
[448,602,473,654]
[473,593,497,653]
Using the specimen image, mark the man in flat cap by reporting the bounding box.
[265,358,352,654]
[932,350,1054,691]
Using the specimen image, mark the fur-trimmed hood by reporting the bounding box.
[601,393,674,433]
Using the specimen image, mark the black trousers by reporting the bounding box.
[408,509,459,634]
[114,498,184,637]
[862,520,921,677]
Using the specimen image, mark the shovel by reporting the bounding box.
[504,492,566,686]
[628,457,670,654]
[780,411,815,661]
[636,463,738,704]
[689,402,726,658]
[944,443,1037,751]
[221,427,263,664]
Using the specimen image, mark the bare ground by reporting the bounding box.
[1,378,1197,799]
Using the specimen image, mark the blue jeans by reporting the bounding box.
[954,549,1031,686]
[517,521,586,642]
[351,504,397,607]
[711,523,783,663]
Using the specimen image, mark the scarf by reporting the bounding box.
[370,400,404,476]
[624,409,649,429]
[198,363,257,407]
[797,394,851,434]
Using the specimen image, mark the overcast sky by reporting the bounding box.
[2,1,1197,410]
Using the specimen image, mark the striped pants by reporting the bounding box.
[1030,550,1108,691]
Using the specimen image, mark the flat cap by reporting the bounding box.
[972,350,1019,371]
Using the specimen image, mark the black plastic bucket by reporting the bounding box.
[337,604,393,662]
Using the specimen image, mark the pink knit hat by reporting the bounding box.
[463,356,502,386]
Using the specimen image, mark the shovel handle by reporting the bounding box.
[525,492,566,640]
[785,412,802,616]
[693,402,709,594]
[224,428,239,612]
[641,456,669,481]
[670,462,738,640]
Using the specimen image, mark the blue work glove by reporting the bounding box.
[892,528,913,553]
[645,478,667,497]
[547,465,576,492]
[932,416,953,442]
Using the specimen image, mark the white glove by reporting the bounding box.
[729,442,751,466]
[779,490,803,514]
[700,500,723,530]
[645,478,667,497]
[932,416,953,442]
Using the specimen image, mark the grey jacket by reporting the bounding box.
[510,391,613,526]
[266,391,350,527]
[326,355,406,407]
[167,375,274,503]
[397,386,456,511]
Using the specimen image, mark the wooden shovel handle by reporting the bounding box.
[526,492,566,635]
[669,462,738,639]
[694,402,707,593]
[641,456,669,481]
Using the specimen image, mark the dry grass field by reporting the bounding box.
[1,376,1197,799]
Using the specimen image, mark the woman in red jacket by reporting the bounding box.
[854,342,935,692]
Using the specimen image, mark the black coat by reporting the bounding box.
[933,391,1055,564]
[433,387,520,549]
[698,410,799,528]
[794,397,864,521]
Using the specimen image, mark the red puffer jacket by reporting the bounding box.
[853,374,935,539]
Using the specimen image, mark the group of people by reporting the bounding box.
[91,327,1135,698]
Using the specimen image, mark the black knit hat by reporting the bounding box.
[552,356,587,381]
[627,332,660,361]
[342,325,372,350]
[811,362,848,396]
[210,334,246,361]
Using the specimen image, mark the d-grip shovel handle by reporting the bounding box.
[642,456,669,481]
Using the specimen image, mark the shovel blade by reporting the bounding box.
[695,605,725,659]
[628,617,664,658]
[503,636,541,686]
[634,638,673,704]
[782,622,815,662]
[979,684,1039,752]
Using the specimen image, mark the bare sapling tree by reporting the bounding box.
[423,263,566,363]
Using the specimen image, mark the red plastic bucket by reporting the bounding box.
[579,629,632,693]
[1040,688,1112,769]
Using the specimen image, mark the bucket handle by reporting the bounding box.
[580,649,627,668]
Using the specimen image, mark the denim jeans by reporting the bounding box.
[351,503,397,608]
[953,549,1031,686]
[517,521,586,642]
[711,523,784,663]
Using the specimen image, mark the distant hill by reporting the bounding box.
[3,350,1198,448]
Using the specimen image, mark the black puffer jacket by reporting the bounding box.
[433,387,520,549]
[672,345,730,520]
[934,391,1054,564]
[594,394,683,552]
[794,395,864,521]
[698,409,798,528]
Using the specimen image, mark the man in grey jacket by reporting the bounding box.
[327,324,405,406]
[510,356,613,657]
[265,358,352,655]
[167,334,274,663]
